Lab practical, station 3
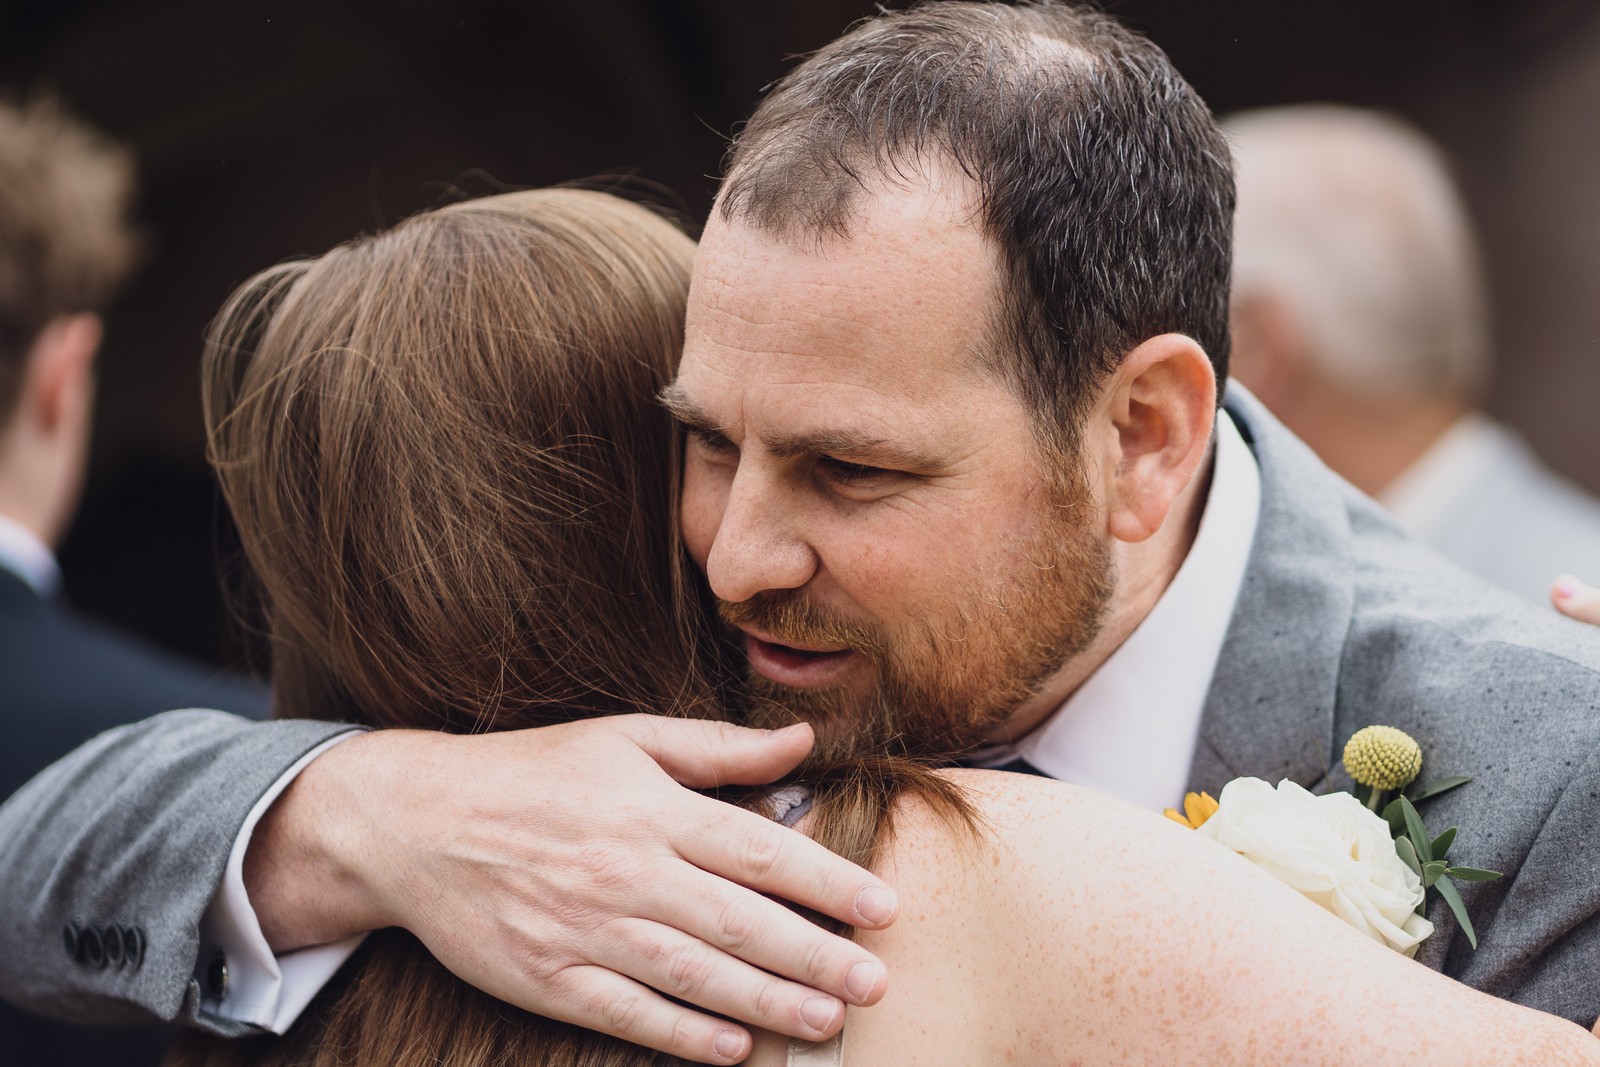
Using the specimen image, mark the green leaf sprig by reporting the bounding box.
[1344,727,1504,950]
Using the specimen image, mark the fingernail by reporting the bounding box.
[853,885,897,926]
[844,959,883,1003]
[712,1029,747,1060]
[769,722,808,737]
[799,995,841,1034]
[1555,578,1579,599]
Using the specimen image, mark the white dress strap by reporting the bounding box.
[787,1034,844,1066]
[774,785,840,1063]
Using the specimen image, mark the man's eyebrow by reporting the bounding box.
[659,383,948,472]
[657,384,719,433]
[766,428,883,460]
[767,428,947,472]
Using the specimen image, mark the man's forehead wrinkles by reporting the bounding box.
[698,297,792,333]
[695,339,859,382]
[702,287,880,346]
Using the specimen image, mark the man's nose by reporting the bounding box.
[703,470,819,604]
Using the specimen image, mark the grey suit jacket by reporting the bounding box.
[0,710,352,1034]
[3,386,1598,1033]
[1194,386,1600,1025]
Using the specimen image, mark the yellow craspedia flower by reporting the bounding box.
[1343,725,1422,792]
[1163,791,1219,830]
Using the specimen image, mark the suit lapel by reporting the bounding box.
[1186,386,1352,796]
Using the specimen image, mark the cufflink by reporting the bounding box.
[206,951,228,1001]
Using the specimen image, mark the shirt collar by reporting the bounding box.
[0,513,62,596]
[969,407,1262,810]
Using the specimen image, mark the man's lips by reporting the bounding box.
[740,628,859,688]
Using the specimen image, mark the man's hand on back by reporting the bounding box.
[242,716,896,1065]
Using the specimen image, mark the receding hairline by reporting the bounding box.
[717,20,1100,241]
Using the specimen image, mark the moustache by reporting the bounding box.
[717,592,887,660]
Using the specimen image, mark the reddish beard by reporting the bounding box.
[716,508,1115,764]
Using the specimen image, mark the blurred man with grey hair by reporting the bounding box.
[1226,104,1600,603]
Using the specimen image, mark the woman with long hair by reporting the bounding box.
[170,188,1595,1066]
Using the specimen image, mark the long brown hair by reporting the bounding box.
[204,188,725,733]
[170,187,966,1067]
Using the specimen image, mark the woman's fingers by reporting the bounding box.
[1552,574,1600,626]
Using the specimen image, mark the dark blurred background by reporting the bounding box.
[3,0,1598,669]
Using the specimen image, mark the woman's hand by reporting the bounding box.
[243,716,896,1064]
[1552,575,1600,626]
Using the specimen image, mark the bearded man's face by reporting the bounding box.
[669,176,1116,756]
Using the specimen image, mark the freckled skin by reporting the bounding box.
[746,772,1600,1064]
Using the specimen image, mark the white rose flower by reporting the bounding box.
[1196,777,1435,956]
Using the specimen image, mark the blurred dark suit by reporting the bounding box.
[0,564,267,1067]
[0,566,268,800]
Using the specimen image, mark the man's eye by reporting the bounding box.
[690,430,737,458]
[820,457,892,485]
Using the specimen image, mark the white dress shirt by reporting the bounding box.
[970,409,1262,811]
[0,512,62,596]
[198,732,365,1031]
[204,409,1262,1032]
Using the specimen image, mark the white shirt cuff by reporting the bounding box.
[197,730,367,1032]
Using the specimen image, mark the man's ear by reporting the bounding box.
[1100,332,1216,544]
[25,312,102,431]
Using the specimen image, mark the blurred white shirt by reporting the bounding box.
[1381,413,1600,604]
[0,513,60,596]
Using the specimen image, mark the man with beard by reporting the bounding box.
[6,2,1600,1064]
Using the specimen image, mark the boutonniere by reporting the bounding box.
[1164,725,1502,955]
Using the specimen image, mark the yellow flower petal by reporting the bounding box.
[1184,790,1220,829]
[1163,807,1194,828]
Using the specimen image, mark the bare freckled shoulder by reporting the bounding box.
[866,769,1101,896]
[918,768,1206,905]
[930,766,1097,828]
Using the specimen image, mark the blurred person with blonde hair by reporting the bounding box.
[0,96,265,1063]
[1226,104,1600,604]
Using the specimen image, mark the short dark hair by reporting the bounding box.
[718,0,1234,453]
[0,96,137,420]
